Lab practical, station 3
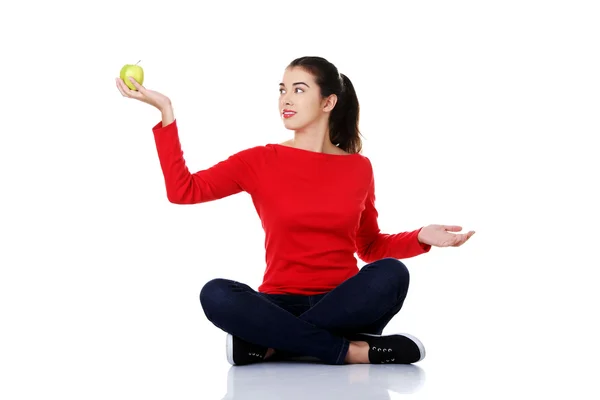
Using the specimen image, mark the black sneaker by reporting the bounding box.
[345,332,426,364]
[226,333,268,366]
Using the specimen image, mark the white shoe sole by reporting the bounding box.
[357,332,426,362]
[226,333,235,365]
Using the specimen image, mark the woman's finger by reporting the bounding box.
[117,78,143,100]
[458,234,471,246]
[127,76,147,94]
[450,235,463,247]
[443,225,463,232]
[116,78,132,96]
[116,78,129,97]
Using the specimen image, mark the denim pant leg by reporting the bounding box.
[261,257,411,362]
[297,257,411,336]
[199,278,350,365]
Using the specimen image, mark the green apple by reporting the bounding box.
[120,61,144,90]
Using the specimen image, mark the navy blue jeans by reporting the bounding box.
[199,257,410,365]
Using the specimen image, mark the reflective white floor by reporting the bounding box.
[221,361,425,400]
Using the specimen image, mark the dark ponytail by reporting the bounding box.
[287,57,363,154]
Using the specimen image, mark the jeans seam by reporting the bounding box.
[335,337,350,365]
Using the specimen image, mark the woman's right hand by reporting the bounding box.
[116,76,171,111]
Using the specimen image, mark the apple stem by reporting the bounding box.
[136,60,141,65]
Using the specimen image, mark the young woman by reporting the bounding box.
[115,56,475,366]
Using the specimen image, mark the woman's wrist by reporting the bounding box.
[159,102,175,126]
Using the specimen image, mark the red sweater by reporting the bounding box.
[152,119,431,295]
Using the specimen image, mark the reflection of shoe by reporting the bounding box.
[221,363,425,399]
[368,364,426,394]
[346,332,426,364]
[226,333,268,366]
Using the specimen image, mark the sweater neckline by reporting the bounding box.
[269,143,361,158]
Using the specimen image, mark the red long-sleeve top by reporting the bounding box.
[152,119,431,295]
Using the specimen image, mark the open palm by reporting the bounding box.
[417,224,475,247]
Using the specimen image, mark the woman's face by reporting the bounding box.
[279,67,335,131]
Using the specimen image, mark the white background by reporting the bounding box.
[1,0,599,398]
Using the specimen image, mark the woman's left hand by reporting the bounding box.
[417,224,475,247]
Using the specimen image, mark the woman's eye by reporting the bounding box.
[279,88,304,94]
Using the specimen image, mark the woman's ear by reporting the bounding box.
[323,94,338,112]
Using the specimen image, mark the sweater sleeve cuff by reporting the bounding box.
[152,119,177,134]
